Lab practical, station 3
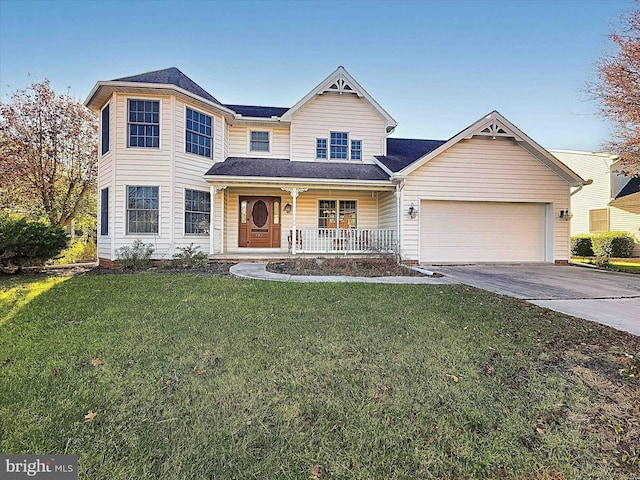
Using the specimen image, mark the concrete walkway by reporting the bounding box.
[229,262,455,284]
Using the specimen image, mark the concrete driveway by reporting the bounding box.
[430,264,640,336]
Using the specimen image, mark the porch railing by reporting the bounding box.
[289,228,395,254]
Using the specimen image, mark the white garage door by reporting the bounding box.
[419,201,547,263]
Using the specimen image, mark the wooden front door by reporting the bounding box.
[238,196,281,248]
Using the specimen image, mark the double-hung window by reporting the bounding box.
[100,188,109,236]
[318,200,357,229]
[186,108,212,158]
[101,104,110,155]
[350,140,361,160]
[330,132,348,159]
[316,138,327,159]
[127,186,159,234]
[128,100,160,148]
[185,189,211,234]
[250,131,270,152]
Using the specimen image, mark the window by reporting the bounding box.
[316,138,327,159]
[589,208,609,232]
[101,104,110,155]
[350,140,361,161]
[128,100,160,148]
[318,200,357,229]
[127,186,159,234]
[185,189,210,234]
[100,188,109,236]
[250,131,270,152]
[186,107,212,158]
[330,132,348,159]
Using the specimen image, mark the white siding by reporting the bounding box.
[223,188,381,253]
[403,137,570,262]
[97,94,115,260]
[377,191,397,231]
[291,93,386,162]
[228,126,290,158]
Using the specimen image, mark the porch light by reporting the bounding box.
[284,203,292,213]
[408,203,418,219]
[559,209,572,221]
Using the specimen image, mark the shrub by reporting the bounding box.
[0,216,69,269]
[591,232,635,258]
[171,244,208,269]
[570,236,593,257]
[53,238,97,264]
[115,240,154,269]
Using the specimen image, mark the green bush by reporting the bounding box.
[570,236,593,257]
[171,243,209,269]
[0,216,69,268]
[115,240,154,269]
[53,238,97,264]
[591,232,635,258]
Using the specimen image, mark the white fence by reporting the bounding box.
[289,229,395,254]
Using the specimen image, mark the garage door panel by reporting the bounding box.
[420,201,546,263]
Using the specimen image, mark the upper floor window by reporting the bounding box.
[330,132,348,159]
[128,100,160,148]
[350,140,361,161]
[127,186,159,234]
[101,104,110,155]
[185,189,211,235]
[186,107,212,158]
[250,131,270,152]
[316,138,327,159]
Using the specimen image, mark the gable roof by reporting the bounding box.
[225,104,289,118]
[280,66,397,132]
[393,111,586,187]
[375,138,447,173]
[113,67,222,105]
[204,157,392,185]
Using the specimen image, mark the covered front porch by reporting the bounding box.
[206,184,398,257]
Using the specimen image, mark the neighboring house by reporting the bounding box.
[84,66,585,266]
[550,149,640,256]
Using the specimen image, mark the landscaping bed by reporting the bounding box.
[267,256,426,277]
[572,257,640,274]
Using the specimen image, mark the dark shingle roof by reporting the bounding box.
[113,67,222,105]
[225,104,289,118]
[375,138,446,172]
[205,158,391,181]
[616,177,640,199]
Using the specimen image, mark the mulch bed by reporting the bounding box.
[266,257,428,277]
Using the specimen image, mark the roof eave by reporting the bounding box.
[203,174,394,189]
[84,81,236,116]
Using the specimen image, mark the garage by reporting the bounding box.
[419,200,548,263]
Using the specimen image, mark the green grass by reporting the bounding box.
[1,273,639,479]
[571,257,640,274]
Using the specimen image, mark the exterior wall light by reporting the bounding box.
[408,203,418,219]
[284,203,292,213]
[559,209,572,221]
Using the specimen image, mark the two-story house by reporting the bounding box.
[84,66,585,266]
[551,149,640,256]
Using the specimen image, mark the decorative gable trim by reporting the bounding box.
[395,110,586,187]
[281,66,397,132]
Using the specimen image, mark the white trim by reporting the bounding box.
[248,129,272,155]
[124,96,162,151]
[183,187,212,236]
[204,175,395,189]
[184,104,214,160]
[317,198,359,229]
[280,66,397,131]
[124,184,161,236]
[394,111,586,187]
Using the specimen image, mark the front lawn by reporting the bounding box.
[1,272,639,479]
[571,257,640,274]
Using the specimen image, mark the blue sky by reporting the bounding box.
[0,0,633,150]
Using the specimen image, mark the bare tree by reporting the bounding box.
[0,80,98,226]
[593,6,640,177]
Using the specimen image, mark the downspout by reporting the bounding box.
[395,179,405,260]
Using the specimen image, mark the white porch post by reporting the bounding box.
[282,187,308,255]
[210,186,226,256]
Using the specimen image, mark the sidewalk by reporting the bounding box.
[229,263,456,284]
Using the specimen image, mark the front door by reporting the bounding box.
[238,196,281,248]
